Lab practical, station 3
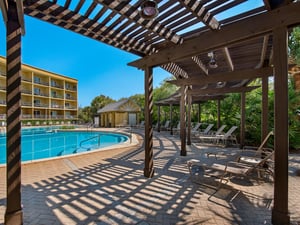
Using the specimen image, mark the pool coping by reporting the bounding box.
[0,127,140,168]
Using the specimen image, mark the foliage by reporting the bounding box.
[289,26,300,64]
[78,106,92,123]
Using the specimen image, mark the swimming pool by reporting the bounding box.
[0,128,129,164]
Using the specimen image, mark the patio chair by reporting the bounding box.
[191,122,202,135]
[195,123,214,136]
[173,121,181,134]
[160,120,170,131]
[199,126,238,145]
[198,124,227,138]
[187,149,274,188]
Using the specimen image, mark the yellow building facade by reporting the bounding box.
[0,56,78,126]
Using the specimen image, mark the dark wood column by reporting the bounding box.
[271,27,290,224]
[157,105,161,132]
[5,0,23,224]
[261,76,269,141]
[180,86,187,156]
[169,104,173,135]
[217,99,221,128]
[144,66,154,178]
[240,92,246,148]
[198,103,201,123]
[187,94,192,145]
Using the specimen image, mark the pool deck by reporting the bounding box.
[0,128,300,225]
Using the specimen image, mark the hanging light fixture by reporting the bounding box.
[208,51,218,69]
[139,0,158,20]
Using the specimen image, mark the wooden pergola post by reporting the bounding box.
[157,105,161,132]
[198,103,201,123]
[217,99,221,128]
[169,104,173,135]
[180,86,187,156]
[187,93,192,145]
[261,76,269,141]
[144,66,154,178]
[5,0,23,224]
[271,26,290,224]
[240,92,246,148]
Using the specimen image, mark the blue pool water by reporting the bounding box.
[0,127,129,164]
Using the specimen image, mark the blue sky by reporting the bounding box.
[0,16,171,107]
[0,1,263,107]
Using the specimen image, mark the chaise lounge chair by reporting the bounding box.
[198,125,238,145]
[187,148,274,188]
[195,123,214,136]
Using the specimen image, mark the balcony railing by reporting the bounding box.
[51,94,64,99]
[22,114,32,119]
[51,104,64,109]
[34,80,49,86]
[21,77,32,82]
[22,102,32,107]
[51,83,64,89]
[65,96,76,100]
[34,103,49,107]
[22,89,32,94]
[65,106,77,109]
[65,87,77,91]
[34,92,49,97]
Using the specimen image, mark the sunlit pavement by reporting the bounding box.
[0,128,299,224]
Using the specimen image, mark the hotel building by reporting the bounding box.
[0,56,78,126]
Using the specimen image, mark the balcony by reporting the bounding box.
[21,77,32,82]
[34,103,49,108]
[51,94,64,99]
[51,83,64,89]
[22,89,32,94]
[22,114,32,119]
[51,104,64,109]
[34,92,49,97]
[34,80,49,86]
[22,101,32,107]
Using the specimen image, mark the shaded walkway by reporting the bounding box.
[0,129,299,224]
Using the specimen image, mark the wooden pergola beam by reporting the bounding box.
[223,47,234,71]
[96,0,183,44]
[191,56,208,75]
[168,67,273,86]
[128,2,300,68]
[179,0,220,30]
[187,85,260,95]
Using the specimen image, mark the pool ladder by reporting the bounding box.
[79,135,100,149]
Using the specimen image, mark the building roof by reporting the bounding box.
[97,99,141,113]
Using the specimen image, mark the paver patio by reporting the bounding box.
[0,128,299,224]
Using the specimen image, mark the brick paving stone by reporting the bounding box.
[0,129,300,224]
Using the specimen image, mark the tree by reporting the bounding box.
[90,95,115,117]
[289,26,300,64]
[78,106,92,123]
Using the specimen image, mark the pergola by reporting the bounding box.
[1,0,299,224]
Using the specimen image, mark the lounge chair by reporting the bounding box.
[191,122,202,135]
[173,122,181,134]
[195,123,214,136]
[161,120,171,131]
[198,124,227,138]
[187,149,274,187]
[199,125,238,145]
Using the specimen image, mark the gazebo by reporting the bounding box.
[1,1,300,224]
